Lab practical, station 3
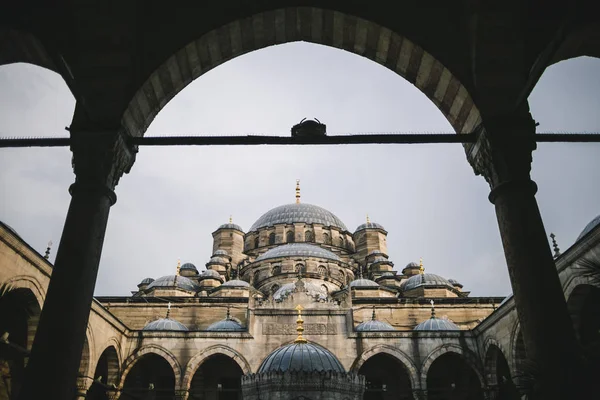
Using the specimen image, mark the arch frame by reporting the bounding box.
[420,344,484,390]
[3,275,46,309]
[351,344,420,390]
[118,344,182,390]
[482,337,511,386]
[182,345,251,390]
[88,337,123,385]
[122,6,481,137]
[563,275,600,302]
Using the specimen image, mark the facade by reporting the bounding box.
[1,185,599,400]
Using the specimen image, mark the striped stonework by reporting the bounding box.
[122,7,481,137]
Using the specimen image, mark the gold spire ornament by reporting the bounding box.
[176,259,181,276]
[295,180,301,204]
[229,215,233,224]
[294,304,307,343]
[366,214,370,224]
[419,257,424,274]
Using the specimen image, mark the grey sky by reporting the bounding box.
[1,43,599,297]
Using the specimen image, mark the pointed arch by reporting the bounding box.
[420,344,484,390]
[122,7,480,137]
[352,345,419,390]
[182,345,251,390]
[119,344,182,390]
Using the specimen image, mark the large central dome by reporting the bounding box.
[249,203,348,232]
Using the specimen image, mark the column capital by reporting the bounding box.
[70,129,137,204]
[75,375,93,398]
[465,113,537,202]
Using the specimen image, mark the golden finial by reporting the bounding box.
[366,214,370,224]
[229,215,233,224]
[295,179,301,204]
[294,304,307,343]
[176,259,181,276]
[419,257,424,274]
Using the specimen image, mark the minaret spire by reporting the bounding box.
[294,305,307,343]
[295,179,301,204]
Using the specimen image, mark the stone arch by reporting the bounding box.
[122,7,481,137]
[78,326,95,380]
[286,231,295,243]
[3,275,47,309]
[352,345,420,390]
[0,28,56,71]
[563,274,600,302]
[420,344,484,390]
[509,322,530,392]
[182,345,251,390]
[88,337,122,386]
[483,337,512,389]
[268,232,276,245]
[119,344,182,390]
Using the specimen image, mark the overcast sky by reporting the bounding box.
[1,43,599,297]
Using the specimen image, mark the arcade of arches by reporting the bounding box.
[2,1,600,399]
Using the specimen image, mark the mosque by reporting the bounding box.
[0,182,599,400]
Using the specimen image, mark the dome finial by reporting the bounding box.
[229,215,233,224]
[43,240,53,260]
[176,259,181,276]
[430,299,436,319]
[366,214,370,224]
[166,302,171,319]
[295,179,301,204]
[550,232,561,258]
[419,257,424,274]
[294,304,307,343]
[226,305,231,320]
[371,306,376,321]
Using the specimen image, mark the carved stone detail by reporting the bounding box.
[465,113,537,191]
[263,323,337,335]
[70,130,137,202]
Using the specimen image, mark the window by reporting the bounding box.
[269,232,276,245]
[305,230,314,242]
[253,270,261,282]
[323,233,331,245]
[295,264,305,274]
[272,265,281,275]
[338,236,345,247]
[286,231,295,243]
[271,284,280,294]
[254,237,259,249]
[318,265,327,276]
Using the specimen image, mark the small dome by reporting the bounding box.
[221,279,250,288]
[371,256,388,263]
[400,273,454,291]
[273,281,328,302]
[214,249,229,256]
[250,203,348,232]
[368,250,384,256]
[414,317,460,331]
[143,318,189,331]
[139,277,155,285]
[147,275,199,292]
[356,320,395,332]
[207,256,229,266]
[349,278,379,288]
[355,222,386,232]
[577,215,600,240]
[198,269,223,281]
[217,223,244,232]
[448,278,463,288]
[206,318,244,332]
[180,262,198,271]
[258,342,345,373]
[255,243,341,262]
[404,262,420,269]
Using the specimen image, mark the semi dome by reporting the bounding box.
[257,342,345,373]
[355,222,386,232]
[273,281,328,302]
[249,203,348,232]
[143,318,189,331]
[349,278,379,288]
[577,215,600,240]
[255,243,341,262]
[217,223,244,232]
[221,279,250,288]
[146,275,199,292]
[401,273,454,291]
[414,317,460,331]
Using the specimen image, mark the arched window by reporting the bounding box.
[323,233,331,245]
[269,232,276,245]
[253,270,261,283]
[254,236,259,249]
[305,230,314,242]
[271,284,280,294]
[286,231,295,243]
[338,236,345,247]
[295,264,305,274]
[318,265,328,276]
[271,265,281,275]
[321,284,329,294]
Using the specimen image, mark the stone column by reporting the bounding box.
[465,113,582,398]
[17,130,136,400]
